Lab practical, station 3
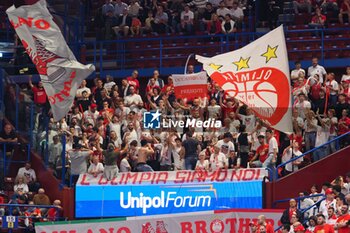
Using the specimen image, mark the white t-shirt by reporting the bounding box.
[181,10,194,22]
[83,110,99,126]
[104,81,116,92]
[210,152,227,170]
[239,114,256,132]
[295,101,311,119]
[124,94,143,111]
[195,159,209,170]
[315,125,330,147]
[69,150,91,175]
[282,148,303,172]
[291,68,306,81]
[216,7,231,17]
[307,64,326,83]
[14,183,29,193]
[120,158,131,172]
[341,74,350,82]
[230,7,244,19]
[17,168,36,183]
[325,80,339,95]
[216,139,235,157]
[319,199,337,219]
[207,105,221,119]
[88,162,104,174]
[268,137,279,154]
[303,118,318,133]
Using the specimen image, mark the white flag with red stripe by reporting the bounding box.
[196,26,292,133]
[172,71,208,100]
[6,0,95,121]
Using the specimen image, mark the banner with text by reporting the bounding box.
[75,169,268,218]
[172,71,208,99]
[36,209,283,233]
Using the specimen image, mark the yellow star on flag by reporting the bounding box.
[261,45,278,63]
[209,63,222,71]
[233,57,250,71]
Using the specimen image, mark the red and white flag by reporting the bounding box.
[172,71,208,100]
[196,26,292,133]
[6,0,95,121]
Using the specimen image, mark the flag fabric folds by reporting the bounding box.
[6,0,95,121]
[172,71,208,100]
[196,26,292,133]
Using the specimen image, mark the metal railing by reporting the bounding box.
[0,142,31,177]
[275,131,350,180]
[0,203,63,232]
[273,194,326,232]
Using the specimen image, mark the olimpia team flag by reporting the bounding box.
[6,0,95,121]
[196,26,293,133]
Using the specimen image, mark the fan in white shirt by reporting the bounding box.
[319,188,337,219]
[282,142,303,173]
[341,67,350,82]
[307,57,327,83]
[123,86,143,112]
[88,157,104,177]
[210,144,228,171]
[290,62,306,85]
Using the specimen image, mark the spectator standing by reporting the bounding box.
[237,125,249,168]
[299,191,316,219]
[28,76,47,106]
[102,0,114,15]
[257,215,274,233]
[291,61,306,86]
[325,73,339,106]
[249,134,269,168]
[307,57,327,84]
[209,144,227,171]
[217,1,231,19]
[114,0,128,16]
[182,131,201,170]
[319,188,337,219]
[76,80,91,101]
[68,144,93,177]
[179,5,194,34]
[17,162,40,192]
[265,129,278,169]
[280,198,304,225]
[123,86,143,112]
[281,142,303,175]
[48,135,62,168]
[230,1,244,23]
[293,0,312,14]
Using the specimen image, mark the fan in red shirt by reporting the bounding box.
[29,75,47,105]
[249,135,269,167]
[126,70,140,92]
[256,215,274,233]
[47,199,63,221]
[335,204,350,233]
[338,109,350,135]
[314,214,335,233]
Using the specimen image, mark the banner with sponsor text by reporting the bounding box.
[6,0,95,121]
[36,209,283,233]
[172,71,208,99]
[75,169,268,218]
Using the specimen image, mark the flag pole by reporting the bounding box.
[184,53,194,74]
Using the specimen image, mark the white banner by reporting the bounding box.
[172,71,208,99]
[197,26,292,133]
[76,168,268,186]
[35,209,283,233]
[6,0,95,121]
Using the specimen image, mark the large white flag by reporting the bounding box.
[196,26,292,133]
[6,0,95,121]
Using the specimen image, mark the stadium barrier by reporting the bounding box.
[35,208,283,233]
[0,203,62,232]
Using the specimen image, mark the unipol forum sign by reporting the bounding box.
[75,168,268,218]
[36,209,283,233]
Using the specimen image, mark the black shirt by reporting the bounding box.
[182,137,199,158]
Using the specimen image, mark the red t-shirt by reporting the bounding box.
[337,214,350,233]
[314,224,335,233]
[338,117,350,135]
[47,208,58,221]
[126,77,140,90]
[32,86,47,104]
[311,14,327,24]
[256,224,274,233]
[256,144,269,163]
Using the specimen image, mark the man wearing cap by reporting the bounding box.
[314,214,335,233]
[320,188,337,219]
[335,204,350,233]
[249,134,269,168]
[83,104,99,127]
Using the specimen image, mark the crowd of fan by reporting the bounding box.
[96,0,246,39]
[92,0,350,40]
[275,173,350,233]
[1,57,345,184]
